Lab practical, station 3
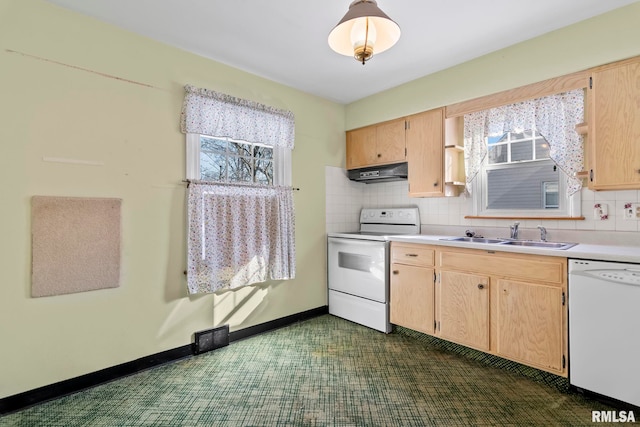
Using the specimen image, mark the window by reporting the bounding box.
[485,130,556,209]
[473,129,579,216]
[200,136,273,184]
[186,134,291,186]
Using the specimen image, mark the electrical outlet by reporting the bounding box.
[623,203,640,220]
[593,203,608,220]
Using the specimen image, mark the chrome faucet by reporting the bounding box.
[537,225,547,242]
[510,222,520,239]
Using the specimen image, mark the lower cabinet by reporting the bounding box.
[496,279,564,373]
[390,263,434,334]
[390,243,435,335]
[438,270,490,351]
[390,242,568,377]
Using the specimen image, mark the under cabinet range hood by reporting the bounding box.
[348,162,408,183]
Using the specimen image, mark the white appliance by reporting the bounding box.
[327,207,420,333]
[569,259,640,407]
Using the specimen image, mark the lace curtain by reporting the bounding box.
[187,182,296,294]
[464,89,585,196]
[180,84,295,149]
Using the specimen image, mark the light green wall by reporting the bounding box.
[0,0,344,398]
[346,2,640,129]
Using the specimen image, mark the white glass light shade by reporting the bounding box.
[328,0,400,63]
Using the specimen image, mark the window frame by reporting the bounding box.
[471,131,581,218]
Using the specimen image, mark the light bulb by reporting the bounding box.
[350,17,377,63]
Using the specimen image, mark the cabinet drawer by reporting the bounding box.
[438,249,566,285]
[391,243,435,267]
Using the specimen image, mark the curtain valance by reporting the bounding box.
[464,89,584,196]
[180,85,295,149]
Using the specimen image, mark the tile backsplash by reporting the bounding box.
[325,166,640,246]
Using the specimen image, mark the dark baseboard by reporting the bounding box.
[0,305,328,416]
[229,305,328,342]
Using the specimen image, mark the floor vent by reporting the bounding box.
[193,325,229,355]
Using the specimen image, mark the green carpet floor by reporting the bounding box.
[1,315,617,426]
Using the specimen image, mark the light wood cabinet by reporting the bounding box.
[390,243,435,334]
[437,270,490,351]
[346,118,405,169]
[406,109,444,197]
[433,246,568,376]
[496,279,564,373]
[588,56,640,190]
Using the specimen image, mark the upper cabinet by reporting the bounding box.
[406,109,444,197]
[346,118,406,169]
[345,108,464,198]
[588,57,640,190]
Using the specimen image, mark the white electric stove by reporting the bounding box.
[327,207,420,332]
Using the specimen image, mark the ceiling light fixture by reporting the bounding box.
[328,0,401,65]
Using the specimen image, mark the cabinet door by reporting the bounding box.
[590,58,640,189]
[390,263,434,334]
[406,109,444,197]
[496,279,564,374]
[346,126,377,169]
[376,119,406,165]
[438,270,489,351]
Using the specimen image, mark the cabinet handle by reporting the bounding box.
[433,181,439,187]
[393,270,399,275]
[377,153,382,158]
[477,284,485,290]
[405,253,418,257]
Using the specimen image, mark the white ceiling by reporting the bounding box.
[45,0,638,104]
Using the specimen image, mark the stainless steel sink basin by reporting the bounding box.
[442,237,504,244]
[441,236,577,250]
[498,240,576,250]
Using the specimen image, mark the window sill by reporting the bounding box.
[465,216,585,220]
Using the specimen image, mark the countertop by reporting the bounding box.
[389,234,640,264]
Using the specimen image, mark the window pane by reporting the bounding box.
[255,146,273,160]
[510,131,526,140]
[200,151,226,181]
[486,160,559,209]
[201,137,226,153]
[227,155,253,182]
[493,134,508,143]
[488,144,508,164]
[255,160,273,184]
[535,138,550,159]
[228,141,252,156]
[511,141,533,162]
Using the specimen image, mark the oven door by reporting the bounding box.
[327,237,388,302]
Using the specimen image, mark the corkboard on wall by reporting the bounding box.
[31,196,121,297]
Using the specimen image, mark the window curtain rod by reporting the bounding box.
[182,179,299,191]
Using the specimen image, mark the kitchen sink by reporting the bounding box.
[441,237,577,250]
[498,240,576,250]
[442,237,504,244]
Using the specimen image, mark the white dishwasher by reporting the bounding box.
[569,259,640,407]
